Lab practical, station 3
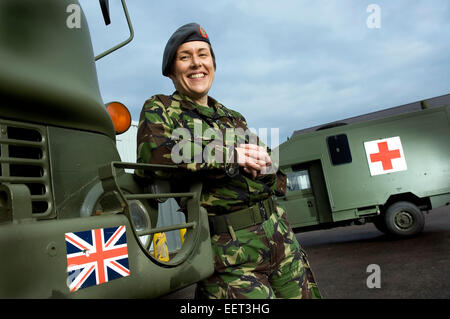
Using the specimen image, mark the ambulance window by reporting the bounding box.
[287,170,311,191]
[327,134,352,165]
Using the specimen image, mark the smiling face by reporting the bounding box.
[169,41,215,106]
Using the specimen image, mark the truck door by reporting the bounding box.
[281,168,319,228]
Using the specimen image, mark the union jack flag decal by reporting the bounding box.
[65,225,130,292]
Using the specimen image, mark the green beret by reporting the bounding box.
[162,23,214,76]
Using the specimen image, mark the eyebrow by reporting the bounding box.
[177,47,209,55]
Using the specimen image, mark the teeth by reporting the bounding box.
[189,73,205,79]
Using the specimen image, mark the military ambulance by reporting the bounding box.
[276,95,450,237]
[0,0,213,298]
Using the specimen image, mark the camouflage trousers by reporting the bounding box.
[195,204,321,299]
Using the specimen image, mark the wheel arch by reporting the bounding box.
[381,192,431,213]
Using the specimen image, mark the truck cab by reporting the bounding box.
[0,0,213,298]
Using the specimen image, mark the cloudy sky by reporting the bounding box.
[79,0,450,146]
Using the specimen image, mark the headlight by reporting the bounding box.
[128,199,151,248]
[93,193,152,249]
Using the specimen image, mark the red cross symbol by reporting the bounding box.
[369,141,401,170]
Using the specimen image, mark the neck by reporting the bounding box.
[192,95,209,107]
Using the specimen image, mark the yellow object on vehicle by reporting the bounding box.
[153,232,169,262]
[179,228,186,244]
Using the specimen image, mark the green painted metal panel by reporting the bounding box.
[0,212,213,298]
[0,0,115,139]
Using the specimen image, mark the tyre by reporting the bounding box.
[384,201,425,237]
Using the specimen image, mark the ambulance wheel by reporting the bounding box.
[384,201,425,237]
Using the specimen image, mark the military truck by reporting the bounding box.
[276,95,450,237]
[0,0,213,298]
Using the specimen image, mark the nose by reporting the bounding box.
[191,55,202,68]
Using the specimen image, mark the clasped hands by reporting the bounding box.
[235,144,272,179]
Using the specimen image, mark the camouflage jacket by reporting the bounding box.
[136,91,286,215]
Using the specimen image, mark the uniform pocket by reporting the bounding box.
[211,227,270,273]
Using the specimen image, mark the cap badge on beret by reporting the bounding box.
[198,25,208,39]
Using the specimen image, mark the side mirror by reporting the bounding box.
[99,0,111,25]
[95,0,134,61]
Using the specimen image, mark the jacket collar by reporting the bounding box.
[171,91,221,118]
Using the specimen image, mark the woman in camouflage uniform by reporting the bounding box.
[137,23,321,299]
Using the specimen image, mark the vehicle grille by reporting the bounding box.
[0,119,54,218]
